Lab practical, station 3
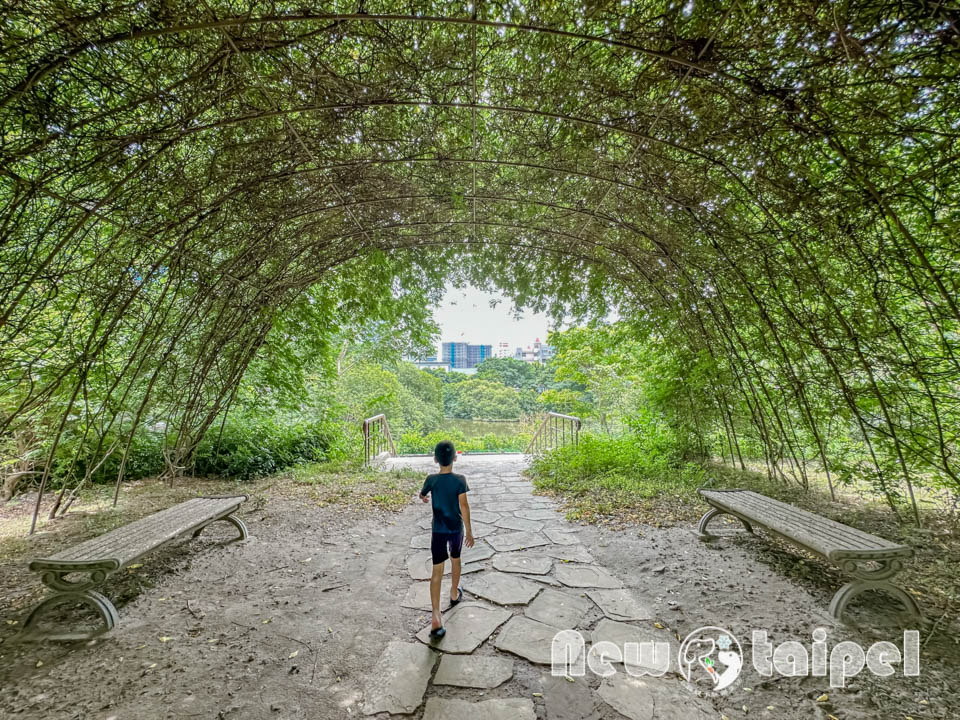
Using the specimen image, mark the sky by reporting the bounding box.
[432,285,552,351]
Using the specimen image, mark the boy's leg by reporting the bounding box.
[429,532,449,630]
[449,530,464,601]
[429,561,444,629]
[449,557,461,600]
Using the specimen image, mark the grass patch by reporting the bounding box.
[529,438,960,621]
[285,461,422,511]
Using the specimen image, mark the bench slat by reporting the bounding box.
[702,490,891,551]
[58,498,233,562]
[30,496,246,571]
[714,492,884,550]
[700,490,911,561]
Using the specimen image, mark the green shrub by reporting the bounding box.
[529,432,704,498]
[193,415,349,480]
[47,414,350,487]
[396,428,531,454]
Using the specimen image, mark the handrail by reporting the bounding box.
[362,414,397,465]
[525,412,581,455]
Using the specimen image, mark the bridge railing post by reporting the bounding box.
[362,414,397,465]
[525,412,582,456]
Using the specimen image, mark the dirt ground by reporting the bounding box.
[0,469,425,719]
[581,521,958,719]
[1,457,957,719]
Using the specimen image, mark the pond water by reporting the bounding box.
[440,418,525,438]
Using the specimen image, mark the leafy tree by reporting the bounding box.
[546,325,644,433]
[475,357,544,391]
[444,379,529,420]
[536,388,592,418]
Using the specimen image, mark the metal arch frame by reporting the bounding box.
[279,192,654,232]
[0,12,795,241]
[176,100,726,168]
[261,234,653,298]
[572,2,740,242]
[13,154,678,270]
[221,156,697,208]
[5,100,757,255]
[1,12,731,111]
[284,218,668,291]
[285,218,666,259]
[119,100,765,223]
[8,162,670,289]
[274,193,679,253]
[5,149,717,273]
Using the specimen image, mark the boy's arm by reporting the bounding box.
[419,477,431,503]
[459,493,474,547]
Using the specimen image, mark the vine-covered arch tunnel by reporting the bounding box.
[2,2,958,522]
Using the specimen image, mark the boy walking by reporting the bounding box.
[419,440,474,638]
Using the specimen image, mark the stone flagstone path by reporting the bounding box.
[361,454,714,719]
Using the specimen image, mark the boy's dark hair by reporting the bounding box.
[434,440,456,466]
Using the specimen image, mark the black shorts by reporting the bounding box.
[430,530,464,565]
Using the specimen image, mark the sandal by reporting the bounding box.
[449,587,463,608]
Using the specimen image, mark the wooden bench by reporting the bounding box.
[697,489,921,622]
[23,495,249,640]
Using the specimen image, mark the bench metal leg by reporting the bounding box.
[192,513,248,542]
[830,559,922,622]
[20,590,120,641]
[696,507,754,540]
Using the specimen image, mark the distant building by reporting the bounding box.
[441,341,493,369]
[493,341,513,359]
[412,360,449,371]
[514,338,554,363]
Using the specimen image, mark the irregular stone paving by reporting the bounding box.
[407,554,486,581]
[415,602,512,653]
[401,578,453,610]
[494,615,571,664]
[493,516,544,532]
[486,529,550,552]
[462,571,542,605]
[544,527,581,545]
[422,697,536,720]
[587,588,654,621]
[591,618,681,675]
[525,587,592,629]
[362,454,720,719]
[555,562,624,589]
[432,655,514,688]
[598,675,715,720]
[492,552,552,575]
[361,641,436,715]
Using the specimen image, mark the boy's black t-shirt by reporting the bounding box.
[420,472,469,533]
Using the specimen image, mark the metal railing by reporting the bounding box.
[362,414,397,465]
[525,412,581,455]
